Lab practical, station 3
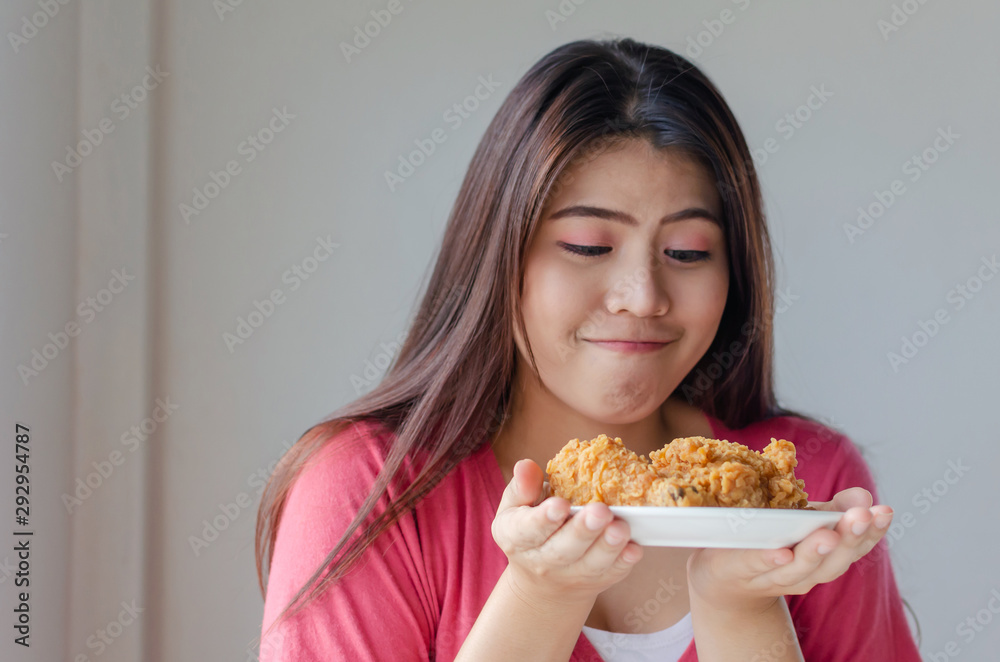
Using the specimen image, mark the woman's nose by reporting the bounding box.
[604,261,669,317]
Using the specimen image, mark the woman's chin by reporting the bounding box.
[586,395,664,425]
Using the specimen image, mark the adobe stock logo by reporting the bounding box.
[51,65,169,183]
[544,0,588,31]
[189,438,296,557]
[683,0,752,61]
[384,75,502,192]
[17,269,136,385]
[623,577,682,631]
[926,588,1000,660]
[339,0,415,63]
[70,599,144,661]
[62,397,179,514]
[856,456,971,583]
[749,85,833,168]
[7,0,73,54]
[681,288,799,404]
[214,0,249,22]
[844,126,959,244]
[351,333,405,395]
[877,0,933,41]
[222,235,340,353]
[886,254,997,373]
[179,106,295,225]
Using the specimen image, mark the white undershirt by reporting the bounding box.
[582,612,693,662]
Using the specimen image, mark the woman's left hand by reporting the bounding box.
[686,487,893,612]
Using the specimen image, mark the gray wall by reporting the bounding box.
[2,1,997,660]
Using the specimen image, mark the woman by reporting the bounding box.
[255,37,921,661]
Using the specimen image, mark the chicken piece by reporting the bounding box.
[545,434,716,507]
[760,438,811,509]
[546,434,809,509]
[649,436,809,509]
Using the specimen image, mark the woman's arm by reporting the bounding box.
[684,486,892,662]
[689,594,803,662]
[260,432,435,662]
[456,566,595,662]
[786,431,922,660]
[457,459,643,661]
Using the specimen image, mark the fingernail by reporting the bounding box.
[874,513,892,529]
[604,529,624,545]
[817,544,833,555]
[585,509,606,530]
[852,520,870,536]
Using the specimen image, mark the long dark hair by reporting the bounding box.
[256,36,823,633]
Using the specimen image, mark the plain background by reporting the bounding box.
[2,0,998,660]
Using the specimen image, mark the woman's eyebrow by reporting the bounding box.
[546,205,721,227]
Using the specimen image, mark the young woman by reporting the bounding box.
[255,38,921,661]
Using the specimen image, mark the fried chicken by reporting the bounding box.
[545,434,809,509]
[544,434,713,507]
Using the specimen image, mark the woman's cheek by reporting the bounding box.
[669,277,723,318]
[543,280,587,325]
[524,261,576,332]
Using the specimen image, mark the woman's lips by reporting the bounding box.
[585,339,672,353]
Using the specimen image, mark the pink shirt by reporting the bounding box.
[260,414,921,661]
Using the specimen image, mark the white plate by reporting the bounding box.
[569,505,843,549]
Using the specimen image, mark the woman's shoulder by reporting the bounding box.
[290,417,492,506]
[286,418,402,504]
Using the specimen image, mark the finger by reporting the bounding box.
[701,546,791,580]
[807,487,873,512]
[606,538,645,576]
[537,502,615,565]
[838,505,875,540]
[871,505,894,532]
[816,506,892,572]
[497,459,545,513]
[494,494,571,551]
[762,505,892,589]
[577,518,639,575]
[755,528,842,588]
[851,506,894,563]
[492,460,568,552]
[820,487,873,512]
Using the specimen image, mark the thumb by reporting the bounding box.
[810,487,873,512]
[833,486,873,510]
[513,458,544,504]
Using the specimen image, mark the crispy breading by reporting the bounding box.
[544,435,714,507]
[545,434,809,509]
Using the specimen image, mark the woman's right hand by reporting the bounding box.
[491,458,644,607]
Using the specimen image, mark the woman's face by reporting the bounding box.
[513,138,729,424]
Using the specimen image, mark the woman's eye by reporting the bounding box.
[665,249,710,263]
[558,242,611,258]
[559,243,709,262]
